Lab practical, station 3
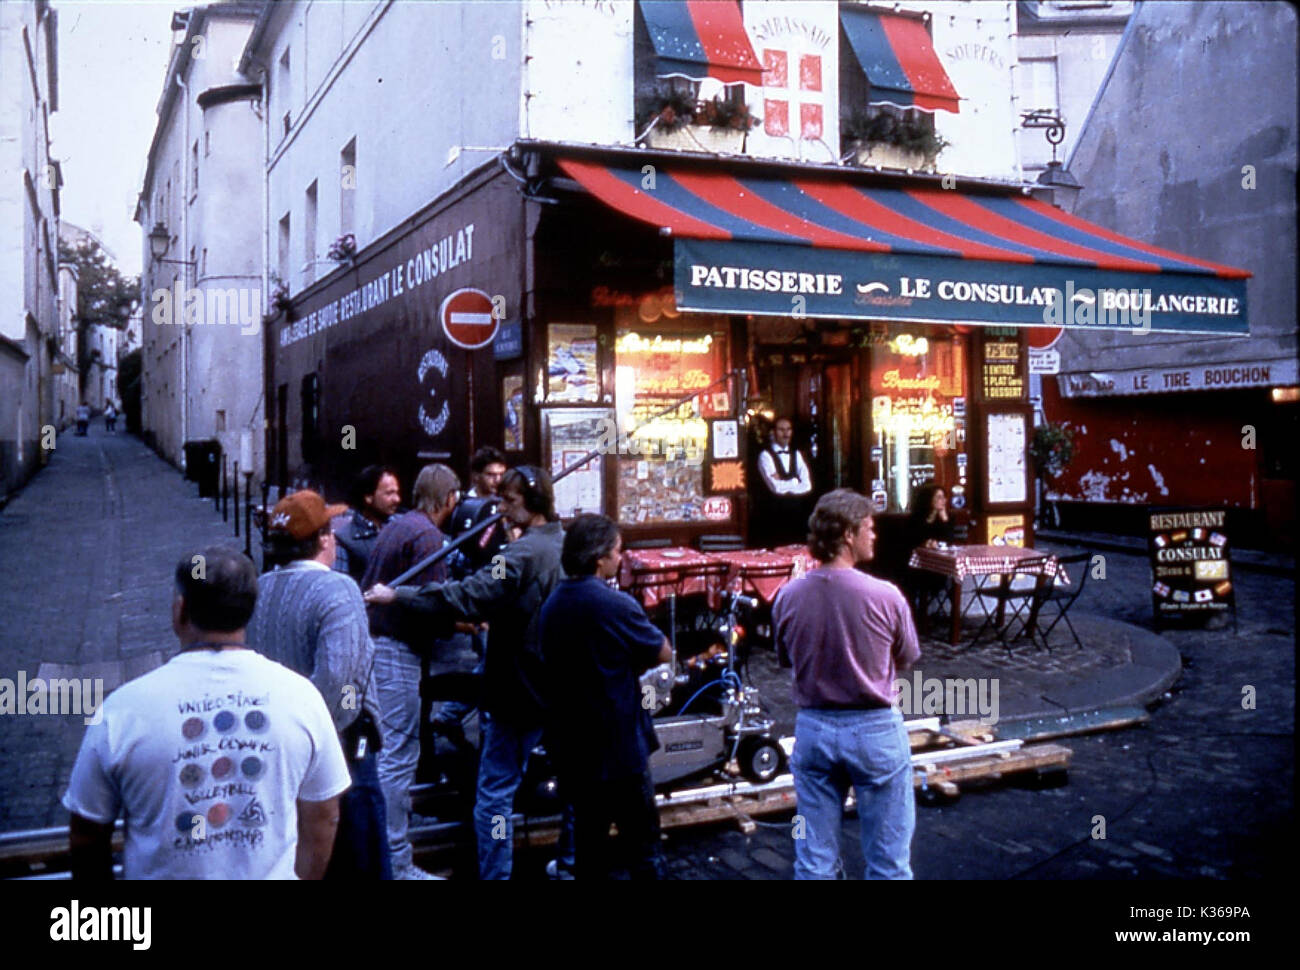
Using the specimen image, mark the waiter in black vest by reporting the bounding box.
[755,416,814,548]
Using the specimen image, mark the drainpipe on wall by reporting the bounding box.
[258,65,270,484]
[176,71,190,460]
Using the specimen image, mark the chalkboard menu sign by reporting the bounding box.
[1146,507,1234,624]
[981,331,1025,401]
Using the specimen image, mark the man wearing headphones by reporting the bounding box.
[365,465,564,879]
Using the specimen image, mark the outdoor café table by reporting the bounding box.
[709,546,815,605]
[618,546,722,610]
[907,544,1060,646]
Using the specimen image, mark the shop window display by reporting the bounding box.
[869,329,966,513]
[613,316,730,526]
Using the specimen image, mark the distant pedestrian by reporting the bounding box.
[62,545,351,880]
[359,463,461,880]
[75,402,90,437]
[248,490,391,880]
[541,514,672,879]
[332,465,402,585]
[772,489,921,879]
[104,402,117,433]
[366,465,565,880]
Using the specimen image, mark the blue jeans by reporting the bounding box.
[791,707,915,880]
[324,746,393,881]
[374,635,423,871]
[474,715,543,880]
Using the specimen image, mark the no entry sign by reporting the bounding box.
[440,288,498,349]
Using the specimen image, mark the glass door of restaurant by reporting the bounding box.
[755,344,863,501]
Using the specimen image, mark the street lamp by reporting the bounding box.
[148,221,195,266]
[1021,110,1083,211]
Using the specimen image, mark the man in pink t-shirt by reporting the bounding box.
[772,489,921,879]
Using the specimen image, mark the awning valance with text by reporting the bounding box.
[558,157,1250,335]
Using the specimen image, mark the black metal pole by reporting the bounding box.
[243,472,254,558]
[233,461,240,538]
[384,368,741,589]
[221,456,229,522]
[260,481,270,553]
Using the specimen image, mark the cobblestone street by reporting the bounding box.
[635,541,1296,880]
[1,427,1294,884]
[0,426,241,830]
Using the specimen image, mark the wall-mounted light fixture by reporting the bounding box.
[1021,110,1082,211]
[148,221,196,266]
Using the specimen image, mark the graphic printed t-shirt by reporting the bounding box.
[62,649,351,880]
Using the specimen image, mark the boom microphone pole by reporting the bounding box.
[381,367,741,589]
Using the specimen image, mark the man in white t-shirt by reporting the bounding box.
[63,545,352,880]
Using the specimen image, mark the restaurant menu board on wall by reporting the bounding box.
[986,514,1025,547]
[982,335,1025,400]
[1146,507,1234,623]
[542,409,608,518]
[547,324,599,403]
[986,412,1027,504]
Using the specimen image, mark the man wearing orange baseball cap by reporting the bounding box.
[248,489,390,879]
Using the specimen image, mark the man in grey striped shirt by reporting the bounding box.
[248,489,391,880]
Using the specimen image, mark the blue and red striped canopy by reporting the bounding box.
[559,157,1250,335]
[559,157,1248,278]
[640,0,764,86]
[842,8,960,114]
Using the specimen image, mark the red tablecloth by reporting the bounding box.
[908,544,1061,582]
[619,547,720,609]
[619,545,816,608]
[702,547,816,605]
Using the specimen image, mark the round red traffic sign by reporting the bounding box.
[1027,326,1063,349]
[440,288,498,350]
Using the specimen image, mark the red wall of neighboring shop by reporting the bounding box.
[1041,380,1257,509]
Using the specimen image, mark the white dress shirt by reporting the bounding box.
[758,446,812,496]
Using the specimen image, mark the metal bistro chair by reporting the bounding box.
[1022,551,1092,651]
[968,555,1057,653]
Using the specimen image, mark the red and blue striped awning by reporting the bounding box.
[558,157,1251,335]
[841,7,960,114]
[639,0,764,86]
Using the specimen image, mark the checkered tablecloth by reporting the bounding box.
[908,544,1060,582]
[619,547,720,609]
[707,548,812,604]
[619,545,817,608]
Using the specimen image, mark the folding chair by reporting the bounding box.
[1023,551,1091,650]
[967,555,1055,652]
[905,566,953,636]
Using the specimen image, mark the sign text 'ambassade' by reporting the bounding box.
[674,240,1248,336]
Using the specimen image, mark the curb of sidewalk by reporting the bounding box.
[997,614,1183,726]
[915,612,1184,731]
[1037,529,1295,577]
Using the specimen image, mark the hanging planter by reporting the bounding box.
[842,108,948,172]
[638,92,759,154]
